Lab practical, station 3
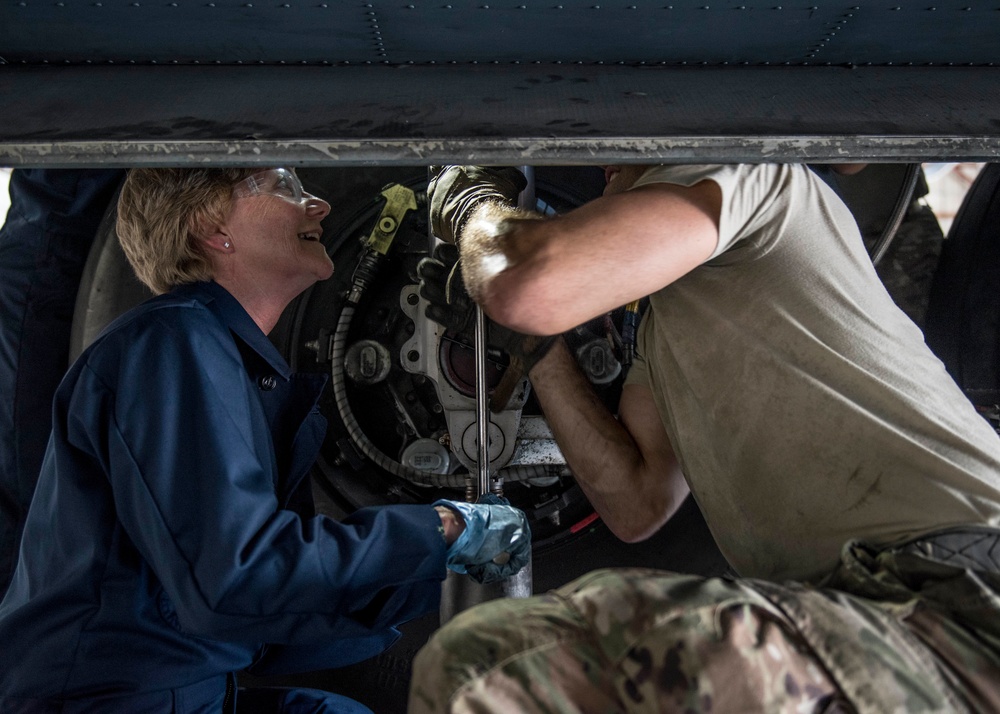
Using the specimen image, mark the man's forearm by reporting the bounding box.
[457,203,540,305]
[527,339,680,542]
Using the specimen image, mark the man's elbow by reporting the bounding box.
[484,300,565,337]
[601,482,681,544]
[603,508,671,544]
[480,275,575,336]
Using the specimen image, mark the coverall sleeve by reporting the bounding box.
[70,307,446,646]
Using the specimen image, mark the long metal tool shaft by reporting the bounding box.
[474,304,491,497]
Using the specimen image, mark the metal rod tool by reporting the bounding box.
[474,305,491,498]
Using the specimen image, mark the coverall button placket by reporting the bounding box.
[258,374,278,391]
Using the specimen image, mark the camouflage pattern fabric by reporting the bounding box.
[813,528,1000,713]
[410,531,1000,714]
[410,568,847,713]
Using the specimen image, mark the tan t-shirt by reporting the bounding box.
[625,163,1000,582]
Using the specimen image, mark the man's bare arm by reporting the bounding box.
[432,168,712,536]
[529,339,689,542]
[459,179,721,336]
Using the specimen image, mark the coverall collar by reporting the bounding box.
[173,281,293,381]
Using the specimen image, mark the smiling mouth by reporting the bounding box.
[604,167,620,185]
[298,232,320,242]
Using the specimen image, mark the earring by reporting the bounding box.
[224,241,231,249]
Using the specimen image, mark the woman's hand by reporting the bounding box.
[434,505,466,545]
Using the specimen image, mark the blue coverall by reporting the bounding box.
[0,280,447,712]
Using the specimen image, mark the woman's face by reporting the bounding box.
[223,169,334,292]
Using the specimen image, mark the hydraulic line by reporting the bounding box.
[332,299,464,488]
[621,300,641,369]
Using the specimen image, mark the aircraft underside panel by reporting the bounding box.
[0,2,998,165]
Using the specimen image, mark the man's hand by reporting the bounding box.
[428,166,527,245]
[416,243,476,336]
[433,494,531,584]
[417,243,556,408]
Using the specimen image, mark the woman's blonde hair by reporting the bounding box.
[116,168,257,294]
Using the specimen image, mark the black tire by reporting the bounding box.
[925,164,1000,406]
[70,181,152,363]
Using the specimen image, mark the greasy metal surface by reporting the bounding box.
[1,2,999,165]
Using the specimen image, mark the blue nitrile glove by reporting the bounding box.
[433,493,531,584]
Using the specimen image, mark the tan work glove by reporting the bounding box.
[428,166,527,244]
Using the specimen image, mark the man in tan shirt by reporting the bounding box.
[409,164,1000,713]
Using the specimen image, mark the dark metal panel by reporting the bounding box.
[1,64,998,166]
[826,3,1000,66]
[3,2,999,66]
[2,1,999,165]
[1,1,375,65]
[2,64,997,142]
[361,3,852,66]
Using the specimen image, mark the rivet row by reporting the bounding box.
[10,2,998,7]
[10,58,997,66]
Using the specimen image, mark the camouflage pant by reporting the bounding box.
[410,564,999,714]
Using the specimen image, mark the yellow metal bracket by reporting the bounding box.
[366,184,418,255]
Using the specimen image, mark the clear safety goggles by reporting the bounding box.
[232,168,310,205]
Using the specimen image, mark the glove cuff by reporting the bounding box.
[432,499,485,573]
[452,189,519,244]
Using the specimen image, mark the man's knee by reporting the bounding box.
[412,569,847,713]
[411,590,608,713]
[414,592,583,685]
[618,600,844,713]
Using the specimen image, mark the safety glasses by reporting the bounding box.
[232,168,308,205]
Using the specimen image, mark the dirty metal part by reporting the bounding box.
[399,284,526,473]
[5,135,999,169]
[509,416,565,470]
[3,65,1000,166]
[400,438,451,475]
[575,338,622,385]
[344,339,392,386]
